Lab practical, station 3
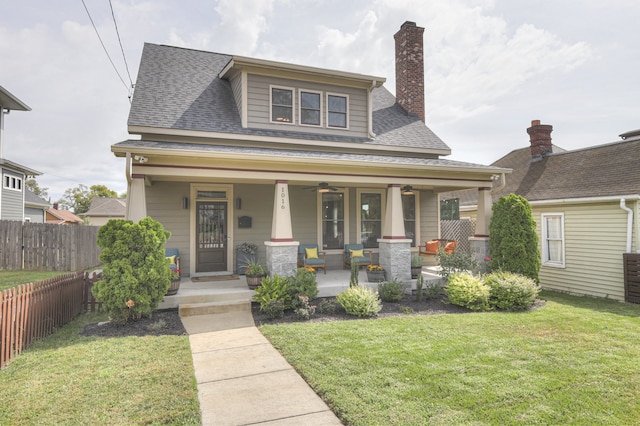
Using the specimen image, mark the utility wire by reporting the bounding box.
[108,0,134,90]
[81,0,131,100]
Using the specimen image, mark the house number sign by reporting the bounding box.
[280,187,286,209]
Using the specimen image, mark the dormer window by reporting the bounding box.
[300,90,322,126]
[327,93,348,128]
[270,86,294,124]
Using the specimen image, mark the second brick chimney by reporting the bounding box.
[527,120,553,160]
[394,21,425,122]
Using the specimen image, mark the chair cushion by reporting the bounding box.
[425,241,439,253]
[350,249,364,258]
[166,255,176,265]
[305,247,319,259]
[444,241,457,254]
[305,258,325,266]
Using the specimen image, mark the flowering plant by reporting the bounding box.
[304,266,316,273]
[367,264,383,272]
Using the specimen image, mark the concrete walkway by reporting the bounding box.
[181,310,343,426]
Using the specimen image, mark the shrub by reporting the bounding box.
[294,295,316,320]
[489,194,541,282]
[287,268,318,305]
[350,259,359,287]
[252,274,291,311]
[315,298,337,315]
[424,280,444,300]
[378,279,405,302]
[445,272,490,311]
[336,286,382,317]
[416,274,424,302]
[484,271,541,311]
[262,299,285,319]
[92,217,171,325]
[436,249,479,283]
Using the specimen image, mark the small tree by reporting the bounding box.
[92,217,171,324]
[489,194,540,282]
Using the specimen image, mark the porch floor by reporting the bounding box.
[159,267,442,311]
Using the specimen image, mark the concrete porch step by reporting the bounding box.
[179,299,250,317]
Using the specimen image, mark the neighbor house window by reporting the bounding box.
[3,175,22,191]
[300,90,322,126]
[270,86,294,124]
[541,213,565,268]
[402,194,416,246]
[327,93,348,128]
[360,192,383,248]
[321,192,345,250]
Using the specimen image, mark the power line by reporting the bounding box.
[81,0,131,100]
[108,0,134,90]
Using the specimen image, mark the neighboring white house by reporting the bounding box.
[442,120,640,302]
[111,21,508,279]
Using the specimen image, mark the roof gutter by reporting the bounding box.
[619,198,634,253]
[528,194,640,206]
[491,173,506,193]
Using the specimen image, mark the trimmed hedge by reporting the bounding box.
[484,271,541,311]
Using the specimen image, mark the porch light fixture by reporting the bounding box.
[182,197,189,209]
[318,188,330,193]
[402,185,414,195]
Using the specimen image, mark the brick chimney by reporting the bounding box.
[53,202,59,210]
[527,120,553,160]
[394,21,425,122]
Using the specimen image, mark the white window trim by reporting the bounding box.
[326,92,349,129]
[3,174,23,192]
[356,189,386,248]
[298,89,323,127]
[317,190,349,252]
[541,213,565,268]
[269,85,295,125]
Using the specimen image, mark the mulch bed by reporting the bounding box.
[81,310,187,338]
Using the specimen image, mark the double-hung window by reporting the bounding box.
[270,86,294,124]
[360,192,383,248]
[321,192,346,250]
[327,93,348,128]
[541,213,565,267]
[300,90,322,126]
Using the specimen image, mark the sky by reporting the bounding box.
[1,0,638,203]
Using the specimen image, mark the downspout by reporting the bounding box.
[491,173,506,194]
[619,198,633,253]
[125,152,132,219]
[367,81,377,138]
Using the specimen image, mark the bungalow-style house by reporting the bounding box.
[0,85,43,222]
[112,21,508,279]
[81,197,126,226]
[46,203,84,225]
[24,189,50,223]
[442,120,640,301]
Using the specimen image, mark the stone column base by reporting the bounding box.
[265,241,299,277]
[469,237,490,274]
[378,239,412,282]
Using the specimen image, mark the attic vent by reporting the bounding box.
[619,129,640,140]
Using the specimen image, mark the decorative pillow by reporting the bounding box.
[166,255,176,265]
[305,247,319,259]
[350,249,364,258]
[425,241,439,253]
[444,242,457,254]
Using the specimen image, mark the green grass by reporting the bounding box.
[0,312,200,425]
[260,291,640,425]
[0,270,72,291]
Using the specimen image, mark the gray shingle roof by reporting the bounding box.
[128,43,450,152]
[443,138,640,205]
[83,198,126,217]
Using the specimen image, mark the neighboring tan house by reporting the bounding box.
[1,85,43,222]
[442,120,640,301]
[24,189,50,223]
[81,197,126,226]
[111,21,508,279]
[46,203,84,225]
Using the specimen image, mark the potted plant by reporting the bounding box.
[165,269,181,296]
[245,259,267,290]
[366,264,385,283]
[236,243,258,275]
[411,254,423,279]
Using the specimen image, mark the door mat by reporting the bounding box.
[191,275,239,282]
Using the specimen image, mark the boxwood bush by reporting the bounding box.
[378,279,405,303]
[445,272,490,311]
[337,286,382,317]
[484,271,540,311]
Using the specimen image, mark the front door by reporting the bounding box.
[196,201,227,273]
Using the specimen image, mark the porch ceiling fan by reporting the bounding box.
[303,182,344,192]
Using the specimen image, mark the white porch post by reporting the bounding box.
[126,174,147,222]
[470,187,492,271]
[265,180,298,276]
[378,184,411,282]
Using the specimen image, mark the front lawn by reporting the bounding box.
[0,311,200,425]
[260,291,640,425]
[0,270,71,291]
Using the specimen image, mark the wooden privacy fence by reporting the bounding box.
[0,271,103,369]
[623,253,640,304]
[0,221,101,271]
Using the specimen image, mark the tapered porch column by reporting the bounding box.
[378,184,411,282]
[126,174,147,222]
[265,180,298,276]
[470,187,492,271]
